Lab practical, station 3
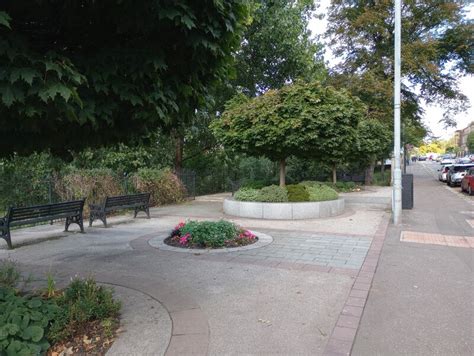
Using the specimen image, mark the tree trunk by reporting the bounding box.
[332,164,337,184]
[380,159,385,179]
[173,132,184,174]
[365,160,375,185]
[279,158,286,187]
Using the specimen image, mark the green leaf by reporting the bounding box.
[0,11,11,29]
[22,325,44,342]
[27,299,42,308]
[1,86,15,107]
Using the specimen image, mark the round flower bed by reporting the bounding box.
[164,220,257,249]
[225,182,344,220]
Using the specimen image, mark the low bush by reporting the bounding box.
[0,260,21,290]
[286,184,310,202]
[306,185,338,202]
[48,278,121,343]
[234,187,261,201]
[372,171,391,186]
[301,180,360,193]
[241,180,266,190]
[54,169,123,216]
[132,168,186,206]
[0,261,121,355]
[258,185,288,202]
[169,220,256,248]
[0,287,60,355]
[179,220,239,248]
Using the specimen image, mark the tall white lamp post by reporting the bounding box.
[393,0,402,224]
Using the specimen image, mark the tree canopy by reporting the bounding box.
[326,0,472,133]
[211,81,365,185]
[0,1,249,157]
[467,131,474,153]
[234,0,325,97]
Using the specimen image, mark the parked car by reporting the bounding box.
[418,156,427,161]
[461,168,474,195]
[447,164,474,187]
[440,158,455,165]
[438,165,452,182]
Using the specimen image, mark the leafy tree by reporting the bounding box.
[177,0,326,173]
[234,0,325,97]
[0,1,249,157]
[211,81,365,186]
[467,131,474,153]
[326,0,472,128]
[326,0,472,173]
[355,119,392,184]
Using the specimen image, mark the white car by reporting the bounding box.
[441,158,455,165]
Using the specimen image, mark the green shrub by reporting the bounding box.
[372,170,391,186]
[132,168,186,206]
[0,287,60,355]
[180,220,239,248]
[306,185,338,202]
[234,187,261,201]
[301,180,359,193]
[258,185,288,202]
[48,278,121,343]
[241,180,266,190]
[54,168,123,216]
[286,184,309,202]
[0,260,21,290]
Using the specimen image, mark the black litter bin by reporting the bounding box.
[402,174,414,209]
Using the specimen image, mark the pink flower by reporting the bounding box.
[175,222,186,230]
[179,233,191,245]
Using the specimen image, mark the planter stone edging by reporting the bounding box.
[224,198,345,220]
[148,230,273,253]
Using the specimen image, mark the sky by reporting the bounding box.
[309,0,473,140]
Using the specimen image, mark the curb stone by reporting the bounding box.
[322,212,391,356]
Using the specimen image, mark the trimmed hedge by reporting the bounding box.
[286,184,309,202]
[258,185,288,202]
[233,183,338,203]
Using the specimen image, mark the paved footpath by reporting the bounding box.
[352,161,473,356]
[1,188,390,355]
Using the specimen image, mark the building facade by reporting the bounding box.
[454,121,474,154]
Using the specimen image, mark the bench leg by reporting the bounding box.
[134,206,150,219]
[65,216,85,233]
[78,216,85,233]
[2,229,13,249]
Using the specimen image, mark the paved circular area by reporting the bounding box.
[148,230,273,254]
[106,284,172,356]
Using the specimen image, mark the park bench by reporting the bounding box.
[0,200,85,249]
[89,192,151,227]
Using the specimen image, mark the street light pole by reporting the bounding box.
[393,0,402,224]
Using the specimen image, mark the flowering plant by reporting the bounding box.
[166,220,257,248]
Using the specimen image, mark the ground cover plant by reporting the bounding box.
[166,220,257,249]
[0,260,121,355]
[233,183,339,202]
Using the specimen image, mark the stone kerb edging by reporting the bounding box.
[148,230,273,253]
[223,198,345,220]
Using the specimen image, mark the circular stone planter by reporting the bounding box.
[223,198,345,220]
[149,230,273,253]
